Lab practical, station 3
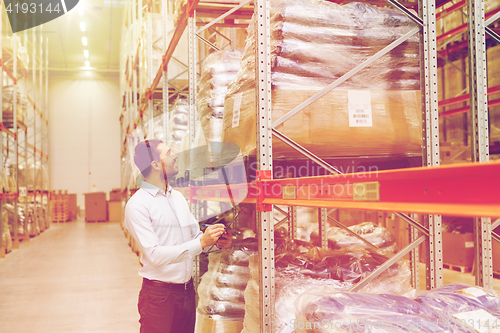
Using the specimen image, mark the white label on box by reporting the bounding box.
[465,241,474,248]
[348,90,372,127]
[453,309,499,333]
[232,93,243,128]
[19,186,27,197]
[456,287,488,298]
[42,196,47,205]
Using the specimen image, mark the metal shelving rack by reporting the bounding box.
[119,0,252,249]
[0,11,50,258]
[119,0,500,331]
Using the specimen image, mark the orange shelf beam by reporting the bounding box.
[176,161,500,218]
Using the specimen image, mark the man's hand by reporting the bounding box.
[216,229,232,249]
[200,224,226,248]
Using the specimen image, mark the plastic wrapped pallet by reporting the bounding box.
[293,284,500,333]
[2,36,29,69]
[197,50,243,143]
[2,85,28,125]
[196,239,257,333]
[2,209,12,253]
[168,97,190,151]
[294,288,451,333]
[242,242,412,333]
[325,222,397,255]
[222,0,422,158]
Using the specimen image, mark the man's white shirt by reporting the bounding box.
[124,181,203,283]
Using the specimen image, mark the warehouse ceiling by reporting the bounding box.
[43,0,123,72]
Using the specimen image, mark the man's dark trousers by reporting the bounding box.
[138,278,196,333]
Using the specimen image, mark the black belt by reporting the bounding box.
[143,278,193,290]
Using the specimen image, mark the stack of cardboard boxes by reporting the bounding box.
[108,189,123,222]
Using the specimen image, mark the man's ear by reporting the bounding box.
[151,161,161,171]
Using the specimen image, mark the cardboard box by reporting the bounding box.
[108,201,122,222]
[67,194,77,221]
[195,314,243,333]
[223,88,422,158]
[84,192,107,222]
[109,189,122,202]
[493,239,500,273]
[442,232,475,267]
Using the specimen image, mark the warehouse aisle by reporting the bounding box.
[0,219,142,333]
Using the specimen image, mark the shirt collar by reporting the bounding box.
[141,181,172,197]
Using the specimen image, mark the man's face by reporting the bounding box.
[156,143,179,178]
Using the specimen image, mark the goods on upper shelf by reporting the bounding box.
[222,0,422,158]
[294,284,500,333]
[1,36,29,71]
[2,85,28,125]
[2,162,17,193]
[197,49,243,143]
[168,97,190,150]
[1,209,12,252]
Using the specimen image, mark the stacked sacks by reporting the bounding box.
[168,97,189,152]
[242,236,412,333]
[223,0,422,158]
[2,209,12,253]
[196,239,257,333]
[197,50,243,143]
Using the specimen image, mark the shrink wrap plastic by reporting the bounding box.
[2,85,28,125]
[2,209,12,253]
[168,97,190,152]
[242,238,411,333]
[413,284,500,320]
[293,284,500,333]
[293,215,397,256]
[197,239,257,322]
[324,222,397,255]
[197,50,243,143]
[2,162,17,193]
[223,0,422,158]
[2,36,29,69]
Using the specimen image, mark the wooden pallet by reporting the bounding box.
[443,263,473,274]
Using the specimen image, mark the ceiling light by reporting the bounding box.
[78,7,83,15]
[84,50,89,58]
[85,61,90,68]
[80,22,86,31]
[82,37,87,46]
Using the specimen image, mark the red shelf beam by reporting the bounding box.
[440,98,500,118]
[437,7,500,42]
[0,193,19,199]
[436,0,466,20]
[177,161,500,218]
[439,84,500,109]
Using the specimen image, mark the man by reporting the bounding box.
[125,139,231,333]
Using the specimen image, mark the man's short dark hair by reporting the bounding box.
[134,139,163,177]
